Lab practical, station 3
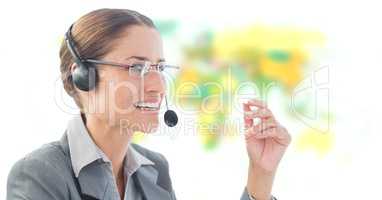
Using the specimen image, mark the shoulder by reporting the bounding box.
[7,141,70,199]
[10,141,69,175]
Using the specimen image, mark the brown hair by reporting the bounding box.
[59,8,156,109]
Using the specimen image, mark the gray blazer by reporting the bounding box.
[7,134,252,200]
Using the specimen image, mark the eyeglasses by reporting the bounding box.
[84,58,180,77]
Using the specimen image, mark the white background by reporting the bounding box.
[1,0,382,199]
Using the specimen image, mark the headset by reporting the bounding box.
[64,24,97,91]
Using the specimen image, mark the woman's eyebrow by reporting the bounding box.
[126,56,165,63]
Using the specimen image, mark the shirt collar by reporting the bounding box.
[66,114,154,177]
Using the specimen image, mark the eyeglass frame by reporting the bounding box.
[83,58,180,77]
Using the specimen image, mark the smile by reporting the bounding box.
[134,101,160,111]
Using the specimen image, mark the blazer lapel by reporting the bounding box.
[135,165,172,200]
[77,163,110,200]
[59,133,109,200]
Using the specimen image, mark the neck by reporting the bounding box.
[82,114,134,178]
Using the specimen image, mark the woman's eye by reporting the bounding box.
[158,63,165,72]
[130,63,145,73]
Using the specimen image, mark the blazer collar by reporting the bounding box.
[66,114,103,177]
[60,115,171,200]
[73,160,171,200]
[66,114,155,177]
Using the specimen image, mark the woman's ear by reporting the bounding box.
[70,63,77,74]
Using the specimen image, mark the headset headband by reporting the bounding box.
[64,24,84,65]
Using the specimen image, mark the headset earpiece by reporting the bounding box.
[71,63,97,91]
[64,24,98,91]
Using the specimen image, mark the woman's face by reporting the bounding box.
[81,25,166,133]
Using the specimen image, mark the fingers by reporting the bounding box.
[243,99,268,129]
[246,127,278,140]
[245,121,278,137]
[246,124,291,145]
[242,99,291,145]
[245,99,268,109]
[243,103,254,128]
[244,108,274,120]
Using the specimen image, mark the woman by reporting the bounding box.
[7,8,291,200]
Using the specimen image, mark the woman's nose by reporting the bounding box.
[143,71,166,93]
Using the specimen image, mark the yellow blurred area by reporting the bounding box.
[259,49,304,89]
[212,25,325,61]
[212,25,325,89]
[132,131,146,143]
[197,102,224,149]
[176,65,200,83]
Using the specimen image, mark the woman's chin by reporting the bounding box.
[137,121,159,133]
[138,125,158,133]
[116,116,159,134]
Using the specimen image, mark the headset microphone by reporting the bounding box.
[164,95,178,127]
